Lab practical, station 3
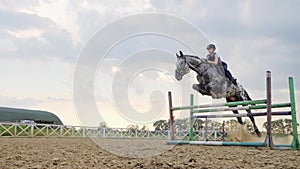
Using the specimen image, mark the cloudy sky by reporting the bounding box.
[1,0,299,129]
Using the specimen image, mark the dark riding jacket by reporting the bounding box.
[206,52,225,76]
[206,52,234,80]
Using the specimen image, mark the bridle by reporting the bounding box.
[184,55,205,75]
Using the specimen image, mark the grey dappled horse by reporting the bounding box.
[175,51,261,137]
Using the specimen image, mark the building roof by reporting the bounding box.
[0,107,63,125]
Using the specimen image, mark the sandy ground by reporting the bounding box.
[0,138,299,169]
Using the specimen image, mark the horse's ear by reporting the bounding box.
[176,51,184,58]
[179,51,183,57]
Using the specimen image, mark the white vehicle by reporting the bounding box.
[20,120,36,124]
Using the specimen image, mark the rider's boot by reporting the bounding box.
[232,78,237,85]
[227,75,237,86]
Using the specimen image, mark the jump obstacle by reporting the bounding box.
[167,71,300,150]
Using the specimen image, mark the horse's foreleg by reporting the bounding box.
[226,97,243,124]
[196,75,202,84]
[246,110,262,137]
[192,84,210,96]
[232,110,243,125]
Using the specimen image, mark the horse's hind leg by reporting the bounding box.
[246,110,262,137]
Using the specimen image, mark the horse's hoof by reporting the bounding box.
[192,84,199,90]
[255,129,262,137]
[257,132,262,137]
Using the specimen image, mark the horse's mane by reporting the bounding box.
[181,54,204,74]
[184,54,201,60]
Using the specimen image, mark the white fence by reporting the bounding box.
[0,122,225,141]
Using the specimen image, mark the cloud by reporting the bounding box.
[157,1,300,47]
[0,0,39,11]
[46,96,71,102]
[0,8,78,62]
[0,0,299,126]
[70,0,156,42]
[0,94,42,108]
[0,9,55,30]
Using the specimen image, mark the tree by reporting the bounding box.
[209,120,222,130]
[284,119,292,134]
[127,124,139,133]
[174,118,188,131]
[244,119,255,134]
[262,119,296,134]
[153,120,169,131]
[141,125,149,131]
[193,118,204,130]
[98,122,107,128]
[225,119,238,128]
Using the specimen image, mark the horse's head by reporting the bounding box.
[175,51,190,81]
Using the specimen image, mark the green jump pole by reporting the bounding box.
[191,103,290,113]
[289,77,300,150]
[167,140,266,147]
[188,94,194,141]
[222,142,265,147]
[171,99,266,111]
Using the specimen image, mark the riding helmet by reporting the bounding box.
[206,44,216,50]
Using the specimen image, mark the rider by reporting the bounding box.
[206,44,237,85]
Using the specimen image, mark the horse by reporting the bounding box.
[175,51,261,137]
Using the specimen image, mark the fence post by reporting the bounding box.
[82,127,85,137]
[222,121,225,141]
[31,124,34,137]
[214,130,217,140]
[265,71,274,148]
[189,94,194,141]
[46,125,49,137]
[71,127,74,137]
[14,124,17,136]
[204,117,208,141]
[60,125,62,137]
[289,77,300,150]
[168,91,175,140]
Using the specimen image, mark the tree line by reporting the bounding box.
[152,118,298,135]
[98,118,298,135]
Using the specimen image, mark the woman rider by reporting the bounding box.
[206,44,236,84]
